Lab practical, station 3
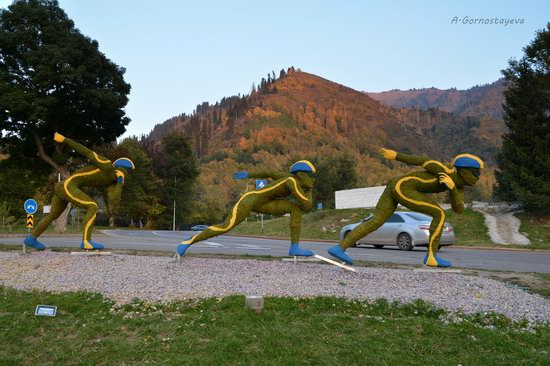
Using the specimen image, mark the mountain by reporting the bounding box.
[146,69,499,214]
[367,79,506,120]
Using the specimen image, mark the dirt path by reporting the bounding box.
[474,208,530,245]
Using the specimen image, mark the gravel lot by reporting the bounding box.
[1,251,549,323]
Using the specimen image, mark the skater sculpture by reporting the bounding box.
[177,160,316,257]
[24,133,134,251]
[328,149,484,268]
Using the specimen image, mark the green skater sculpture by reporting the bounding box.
[328,149,484,267]
[177,160,316,257]
[24,133,135,251]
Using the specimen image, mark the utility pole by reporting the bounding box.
[172,175,177,231]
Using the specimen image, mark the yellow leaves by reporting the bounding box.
[246,107,281,119]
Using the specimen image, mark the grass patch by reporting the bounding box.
[444,208,492,246]
[232,208,367,241]
[515,212,550,250]
[0,286,548,365]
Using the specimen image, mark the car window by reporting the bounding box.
[386,214,405,223]
[405,212,432,221]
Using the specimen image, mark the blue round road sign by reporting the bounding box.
[24,199,38,214]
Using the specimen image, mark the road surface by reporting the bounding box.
[2,230,549,273]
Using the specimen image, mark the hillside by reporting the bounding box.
[367,79,506,120]
[146,69,500,219]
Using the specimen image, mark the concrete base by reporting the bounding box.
[70,251,112,256]
[414,268,462,273]
[281,256,322,264]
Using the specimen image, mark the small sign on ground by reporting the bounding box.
[35,305,57,317]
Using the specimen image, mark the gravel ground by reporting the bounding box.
[1,251,549,323]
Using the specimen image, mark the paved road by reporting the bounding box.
[3,230,550,273]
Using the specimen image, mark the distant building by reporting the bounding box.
[335,186,386,209]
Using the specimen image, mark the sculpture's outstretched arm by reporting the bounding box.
[54,133,113,171]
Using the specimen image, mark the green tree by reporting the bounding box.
[0,0,131,177]
[0,201,16,232]
[310,155,358,208]
[147,133,199,229]
[101,138,163,228]
[494,24,550,212]
[0,158,47,219]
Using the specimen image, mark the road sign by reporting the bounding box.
[26,214,34,228]
[24,199,38,214]
[256,179,268,190]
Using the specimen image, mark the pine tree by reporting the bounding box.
[494,24,550,212]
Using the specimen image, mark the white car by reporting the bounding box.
[339,211,456,250]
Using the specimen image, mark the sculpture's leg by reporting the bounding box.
[24,195,68,250]
[177,194,256,256]
[394,187,451,268]
[328,187,397,265]
[62,185,103,250]
[80,202,102,250]
[256,200,313,256]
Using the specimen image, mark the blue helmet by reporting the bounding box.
[452,154,484,169]
[113,157,135,170]
[290,160,316,174]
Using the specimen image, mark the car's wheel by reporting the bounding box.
[397,233,413,251]
[373,245,384,249]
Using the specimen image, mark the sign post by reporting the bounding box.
[23,199,38,254]
[261,213,264,234]
[256,180,268,234]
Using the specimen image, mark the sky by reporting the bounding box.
[1,0,549,138]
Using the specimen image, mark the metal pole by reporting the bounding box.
[172,200,176,231]
[24,226,28,254]
[172,175,177,231]
[261,214,264,234]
